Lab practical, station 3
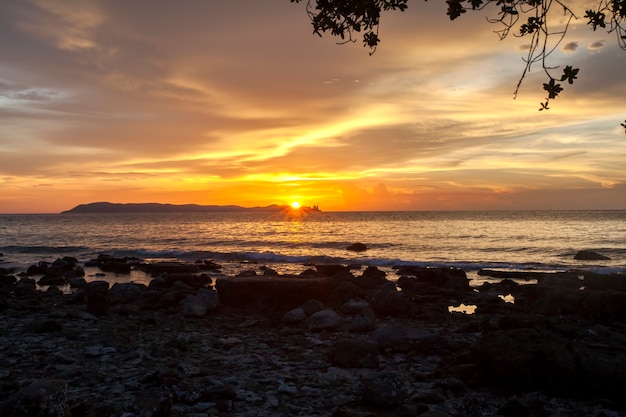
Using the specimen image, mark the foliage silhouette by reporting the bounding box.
[293,0,626,113]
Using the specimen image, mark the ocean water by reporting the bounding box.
[1,210,625,285]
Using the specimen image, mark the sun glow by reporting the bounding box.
[290,201,301,210]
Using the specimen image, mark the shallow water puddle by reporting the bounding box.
[448,303,477,314]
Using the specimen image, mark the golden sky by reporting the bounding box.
[1,0,625,213]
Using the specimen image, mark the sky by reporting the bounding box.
[1,0,625,213]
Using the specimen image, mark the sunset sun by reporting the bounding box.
[290,201,301,210]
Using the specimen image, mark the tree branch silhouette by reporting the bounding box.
[293,0,626,114]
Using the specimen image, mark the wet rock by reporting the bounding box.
[1,379,71,417]
[582,272,626,292]
[397,267,470,292]
[84,280,110,316]
[466,326,626,400]
[346,242,367,252]
[330,281,366,305]
[574,250,611,260]
[37,274,67,286]
[137,290,163,309]
[356,266,388,290]
[372,323,440,352]
[329,336,379,368]
[282,307,306,323]
[348,307,376,333]
[417,412,454,417]
[370,283,412,317]
[306,309,342,331]
[341,298,370,313]
[580,290,626,322]
[181,288,219,317]
[132,389,172,417]
[143,261,201,275]
[108,282,143,304]
[315,264,351,277]
[359,371,411,407]
[68,277,87,288]
[215,276,334,310]
[300,298,325,315]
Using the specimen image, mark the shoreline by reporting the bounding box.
[1,255,626,416]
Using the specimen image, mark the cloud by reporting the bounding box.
[0,1,624,212]
[0,80,56,101]
[588,40,605,50]
[562,41,579,52]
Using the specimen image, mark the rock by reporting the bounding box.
[359,371,411,407]
[306,309,342,331]
[138,290,163,309]
[282,307,307,323]
[182,288,219,317]
[466,326,626,400]
[329,336,379,368]
[143,261,201,275]
[370,283,412,316]
[346,242,367,252]
[300,299,326,315]
[348,308,376,333]
[68,277,87,288]
[84,280,110,316]
[417,412,454,417]
[196,288,220,311]
[582,272,626,292]
[132,389,172,417]
[356,266,388,290]
[397,267,470,292]
[1,379,71,417]
[108,282,143,304]
[315,264,351,277]
[215,276,334,310]
[496,397,531,417]
[329,281,366,305]
[372,323,439,352]
[341,298,370,313]
[574,250,611,260]
[171,280,194,293]
[165,273,211,289]
[37,274,67,286]
[580,290,626,322]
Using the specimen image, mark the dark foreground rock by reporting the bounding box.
[1,258,625,417]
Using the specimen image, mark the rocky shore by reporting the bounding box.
[1,253,625,417]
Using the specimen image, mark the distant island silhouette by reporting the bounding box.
[62,202,297,214]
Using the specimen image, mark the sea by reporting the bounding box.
[1,210,625,287]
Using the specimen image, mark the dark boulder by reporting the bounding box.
[215,276,334,310]
[142,261,201,275]
[306,309,342,331]
[465,326,626,400]
[397,267,470,296]
[346,242,367,252]
[582,272,626,292]
[181,288,219,317]
[329,337,379,368]
[574,250,611,260]
[315,264,351,277]
[370,283,412,317]
[348,307,376,333]
[329,281,366,305]
[0,379,71,417]
[109,282,143,304]
[84,280,110,316]
[300,299,325,315]
[355,266,388,290]
[359,371,412,407]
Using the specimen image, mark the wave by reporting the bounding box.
[0,245,91,254]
